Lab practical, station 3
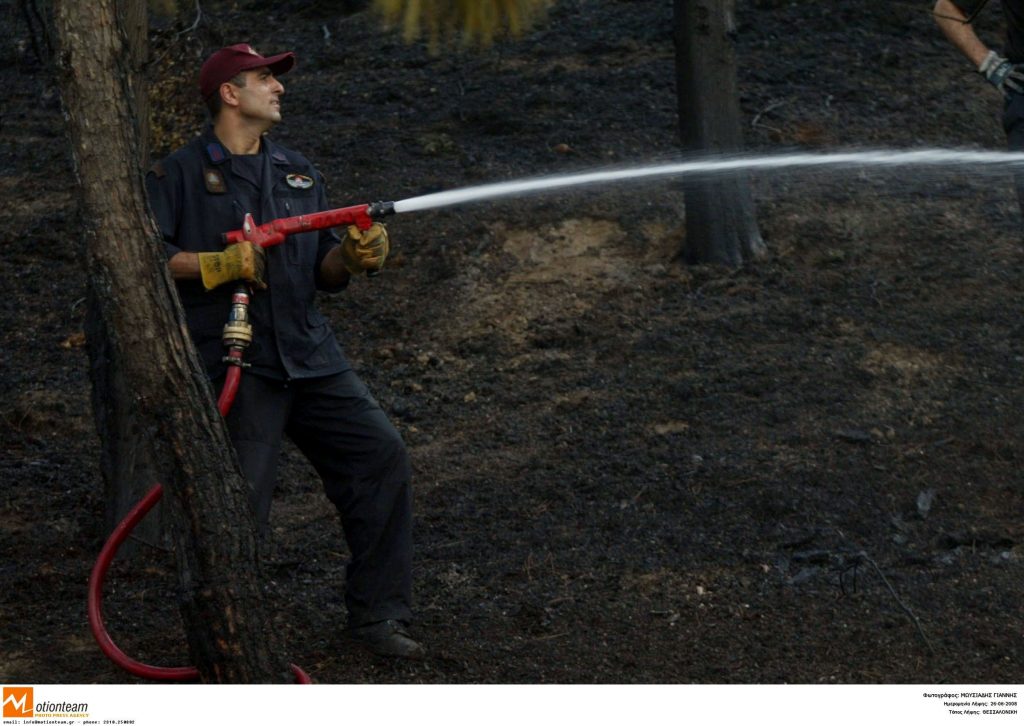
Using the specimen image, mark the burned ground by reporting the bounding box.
[1,1,1021,683]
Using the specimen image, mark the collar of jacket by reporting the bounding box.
[200,126,289,166]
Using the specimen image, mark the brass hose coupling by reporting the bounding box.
[222,286,253,366]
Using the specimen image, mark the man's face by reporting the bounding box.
[233,66,284,126]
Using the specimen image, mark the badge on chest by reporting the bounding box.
[286,173,314,190]
[204,167,226,194]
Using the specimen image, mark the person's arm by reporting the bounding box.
[169,244,266,290]
[168,251,201,280]
[311,175,387,288]
[934,0,989,67]
[935,0,1024,95]
[318,245,354,289]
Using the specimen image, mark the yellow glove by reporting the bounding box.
[339,223,389,275]
[197,241,266,291]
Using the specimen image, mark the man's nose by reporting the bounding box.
[272,78,284,94]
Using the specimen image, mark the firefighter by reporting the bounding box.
[145,44,421,659]
[935,0,1024,216]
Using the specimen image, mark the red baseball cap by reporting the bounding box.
[199,44,296,99]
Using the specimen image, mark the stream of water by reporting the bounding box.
[391,148,1024,214]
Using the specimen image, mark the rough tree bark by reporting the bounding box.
[53,0,291,682]
[118,0,149,162]
[674,0,766,266]
[87,283,167,549]
[86,0,160,550]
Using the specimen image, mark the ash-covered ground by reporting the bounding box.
[1,1,1021,683]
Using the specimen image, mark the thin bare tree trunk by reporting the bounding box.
[118,0,149,165]
[53,0,291,683]
[87,0,159,551]
[675,0,765,266]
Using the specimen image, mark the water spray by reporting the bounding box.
[391,148,1024,214]
[226,148,1024,248]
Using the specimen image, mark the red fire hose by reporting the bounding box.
[86,361,312,682]
[87,484,198,681]
[87,480,311,683]
[86,362,311,681]
[217,365,243,416]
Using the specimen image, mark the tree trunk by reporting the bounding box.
[674,0,765,266]
[86,0,159,551]
[87,286,167,550]
[53,0,291,683]
[117,0,149,165]
[18,0,53,64]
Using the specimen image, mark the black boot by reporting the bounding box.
[349,620,425,659]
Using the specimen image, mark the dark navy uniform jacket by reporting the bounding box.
[146,127,349,381]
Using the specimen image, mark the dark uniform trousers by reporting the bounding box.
[1005,92,1024,219]
[221,369,413,628]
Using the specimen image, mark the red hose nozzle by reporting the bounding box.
[222,202,396,247]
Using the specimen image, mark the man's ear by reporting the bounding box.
[219,82,240,110]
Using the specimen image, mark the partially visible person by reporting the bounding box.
[935,0,1024,215]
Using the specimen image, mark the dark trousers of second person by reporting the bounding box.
[219,369,413,628]
[1004,91,1024,220]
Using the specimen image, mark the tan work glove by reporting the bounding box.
[339,223,389,275]
[197,241,267,291]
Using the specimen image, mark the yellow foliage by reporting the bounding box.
[374,0,551,47]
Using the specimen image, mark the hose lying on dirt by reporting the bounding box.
[87,351,311,684]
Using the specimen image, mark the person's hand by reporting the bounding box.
[339,223,389,275]
[197,240,267,290]
[979,50,1024,96]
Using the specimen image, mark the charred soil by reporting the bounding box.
[1,1,1022,683]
